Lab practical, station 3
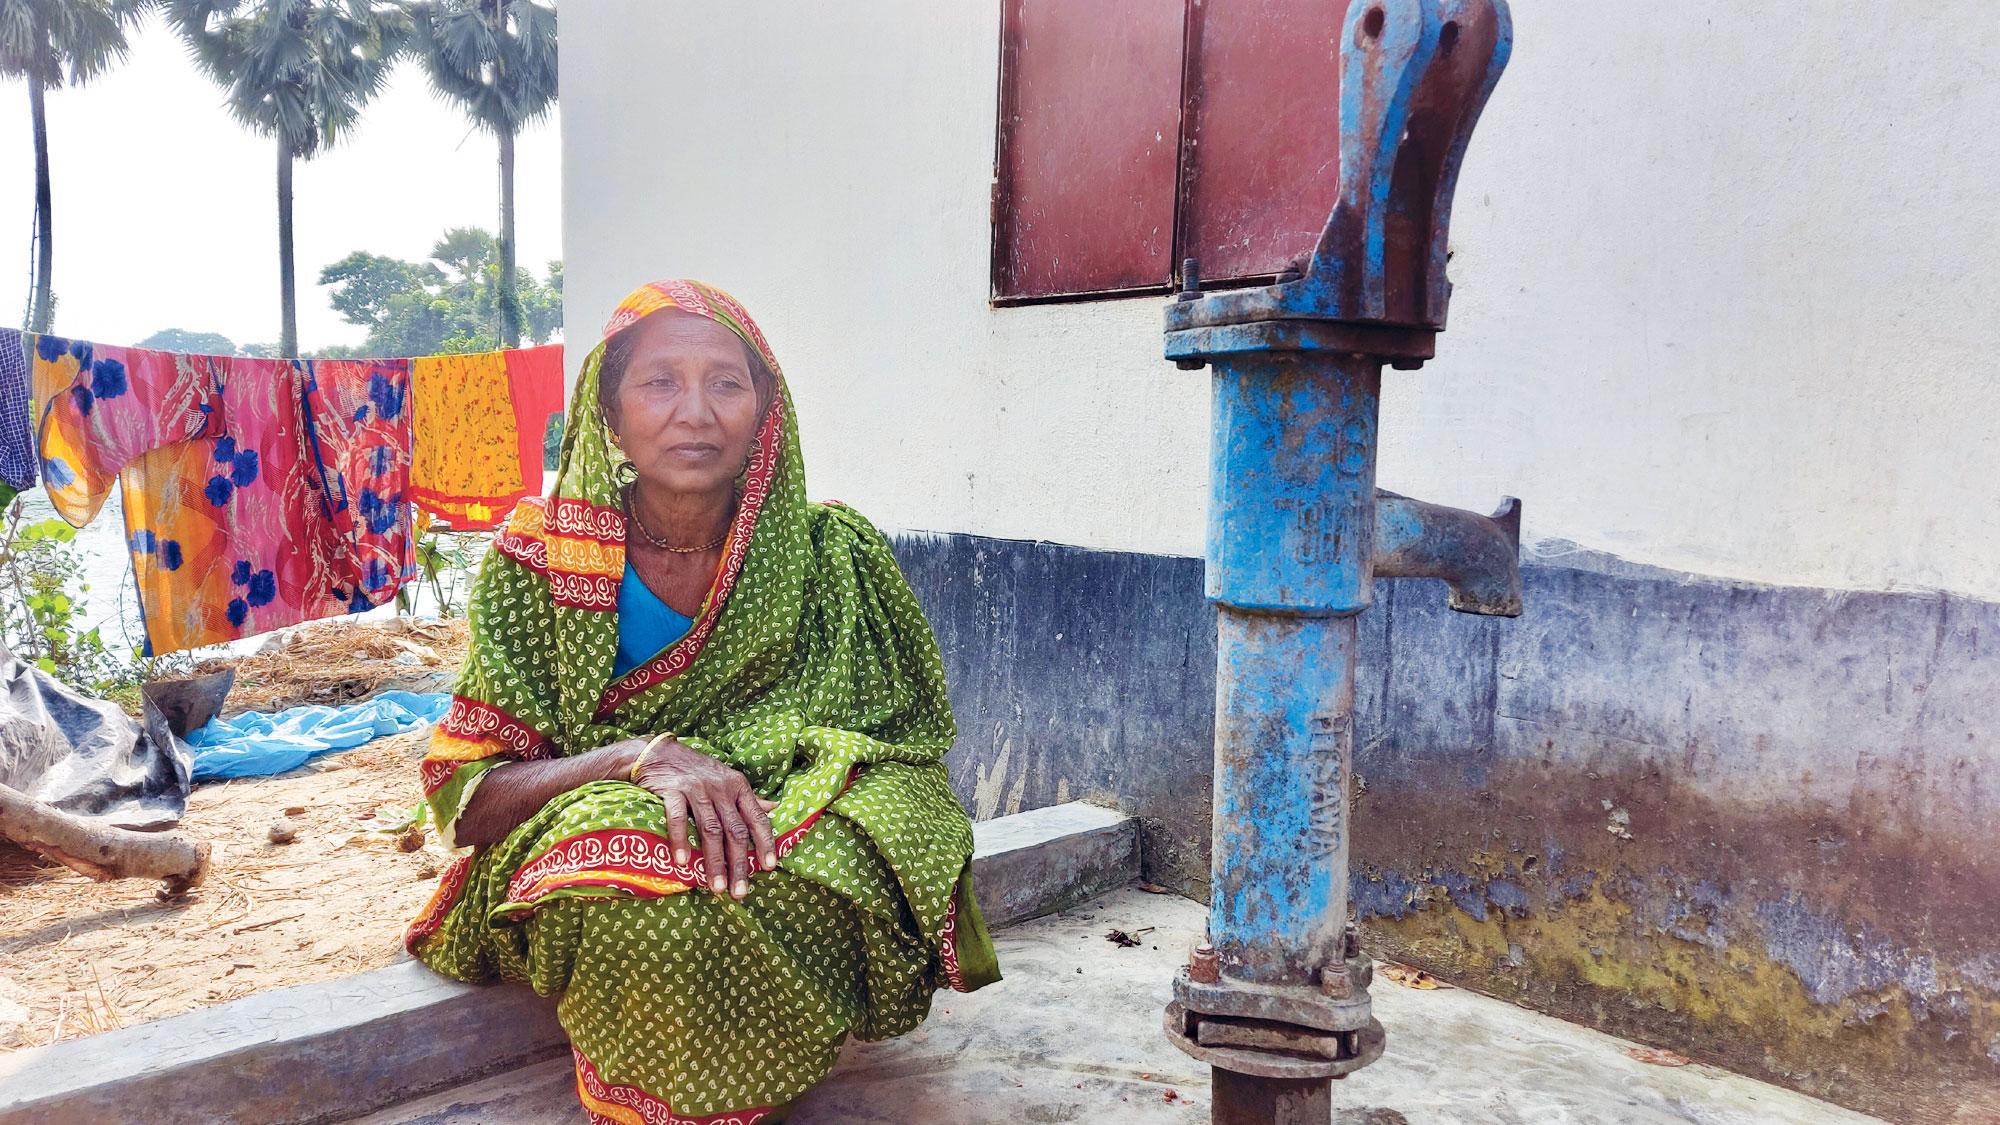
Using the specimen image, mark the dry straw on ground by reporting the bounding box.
[194,616,468,714]
[0,618,470,1051]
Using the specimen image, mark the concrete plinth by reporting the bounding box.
[0,802,1137,1125]
[356,888,1881,1125]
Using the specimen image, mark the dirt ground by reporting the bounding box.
[0,619,473,1053]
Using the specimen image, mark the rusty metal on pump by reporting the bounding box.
[1160,0,1519,1121]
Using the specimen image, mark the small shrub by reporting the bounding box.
[0,498,125,690]
[399,523,490,619]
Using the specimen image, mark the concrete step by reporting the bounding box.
[0,801,1136,1125]
[354,887,1883,1125]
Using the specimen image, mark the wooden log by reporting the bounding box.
[0,782,210,895]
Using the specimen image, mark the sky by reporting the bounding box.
[0,11,563,353]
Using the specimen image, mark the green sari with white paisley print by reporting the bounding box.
[405,280,1000,1125]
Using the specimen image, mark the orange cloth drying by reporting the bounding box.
[409,345,563,530]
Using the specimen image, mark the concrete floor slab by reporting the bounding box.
[0,802,1136,1125]
[355,888,1879,1125]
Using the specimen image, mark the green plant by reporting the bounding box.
[0,498,117,687]
[398,523,488,619]
[0,498,191,705]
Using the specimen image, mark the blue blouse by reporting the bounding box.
[613,561,695,677]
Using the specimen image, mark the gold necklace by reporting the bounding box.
[625,492,730,553]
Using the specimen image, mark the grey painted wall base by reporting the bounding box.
[0,802,1136,1125]
[895,532,1216,896]
[889,528,2000,1123]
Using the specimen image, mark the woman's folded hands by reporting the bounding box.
[632,740,780,900]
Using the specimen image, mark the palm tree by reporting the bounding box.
[405,0,553,348]
[163,0,407,356]
[0,0,144,333]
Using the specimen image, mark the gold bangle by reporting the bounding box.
[628,732,674,783]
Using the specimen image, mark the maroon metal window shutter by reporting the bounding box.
[1177,0,1349,285]
[992,0,1189,302]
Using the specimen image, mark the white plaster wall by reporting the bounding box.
[563,2,2000,599]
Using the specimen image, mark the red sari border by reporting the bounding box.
[493,504,550,571]
[403,854,474,953]
[439,694,554,755]
[417,757,458,796]
[939,893,969,993]
[501,785,841,911]
[573,1045,773,1125]
[551,571,620,611]
[419,696,556,795]
[595,401,785,719]
[541,497,627,610]
[546,495,626,542]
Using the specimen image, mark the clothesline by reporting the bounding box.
[0,328,565,658]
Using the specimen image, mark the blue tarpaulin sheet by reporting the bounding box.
[185,691,450,781]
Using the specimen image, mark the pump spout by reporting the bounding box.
[1373,491,1523,617]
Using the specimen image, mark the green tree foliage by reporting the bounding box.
[405,0,555,348]
[318,226,560,356]
[136,328,239,355]
[163,0,408,357]
[0,0,145,332]
[324,251,443,330]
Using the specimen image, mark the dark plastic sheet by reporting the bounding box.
[0,639,232,830]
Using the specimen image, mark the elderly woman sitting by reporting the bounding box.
[406,280,1000,1123]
